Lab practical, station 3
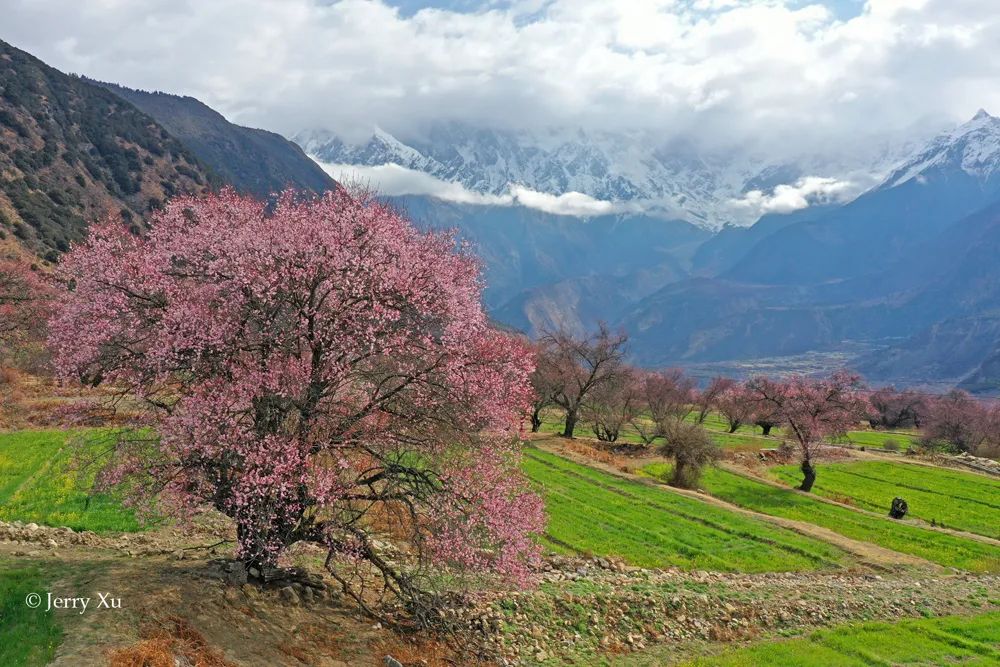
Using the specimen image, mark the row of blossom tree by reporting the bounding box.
[529,325,1000,491]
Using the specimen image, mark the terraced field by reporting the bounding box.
[0,430,139,532]
[839,430,920,449]
[682,611,1000,666]
[682,467,1000,573]
[522,448,849,572]
[771,460,1000,539]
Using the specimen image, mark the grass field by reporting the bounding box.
[537,410,780,450]
[664,466,1000,573]
[837,430,921,449]
[0,564,62,666]
[770,461,1000,540]
[0,430,140,532]
[522,448,849,572]
[681,611,1000,666]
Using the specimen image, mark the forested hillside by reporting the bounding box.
[98,81,336,197]
[0,39,215,258]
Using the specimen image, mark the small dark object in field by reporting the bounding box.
[889,497,908,519]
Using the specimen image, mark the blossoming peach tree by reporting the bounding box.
[49,189,544,625]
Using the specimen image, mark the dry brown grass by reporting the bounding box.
[372,635,471,667]
[107,615,235,667]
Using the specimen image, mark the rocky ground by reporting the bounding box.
[2,514,999,666]
[470,555,999,665]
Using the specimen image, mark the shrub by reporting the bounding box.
[658,422,720,489]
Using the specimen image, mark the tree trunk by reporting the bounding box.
[562,410,578,438]
[760,423,772,436]
[530,408,543,432]
[728,422,739,433]
[799,458,817,492]
[237,522,275,573]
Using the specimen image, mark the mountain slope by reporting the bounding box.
[724,112,1000,286]
[388,195,709,327]
[0,39,214,257]
[98,82,336,197]
[618,111,1000,386]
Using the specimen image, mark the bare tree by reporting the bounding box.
[528,342,560,432]
[542,323,628,438]
[581,370,639,442]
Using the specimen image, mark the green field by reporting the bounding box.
[771,461,1000,540]
[0,564,62,666]
[838,430,921,449]
[523,448,849,572]
[538,410,779,450]
[671,466,1000,573]
[682,611,1000,666]
[0,430,140,532]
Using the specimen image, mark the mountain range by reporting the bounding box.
[3,38,1000,393]
[311,110,1000,393]
[298,124,917,229]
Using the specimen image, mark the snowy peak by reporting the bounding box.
[294,121,924,228]
[882,110,1000,188]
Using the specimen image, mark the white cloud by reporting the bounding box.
[509,186,635,217]
[318,159,628,217]
[728,176,857,215]
[2,0,998,160]
[320,162,514,205]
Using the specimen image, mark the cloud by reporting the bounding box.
[509,186,633,217]
[2,1,998,160]
[320,162,514,205]
[318,159,628,216]
[728,176,857,216]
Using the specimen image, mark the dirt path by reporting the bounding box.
[530,435,942,572]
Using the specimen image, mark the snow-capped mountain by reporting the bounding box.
[881,109,1000,189]
[294,122,920,229]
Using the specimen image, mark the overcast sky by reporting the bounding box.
[3,0,997,156]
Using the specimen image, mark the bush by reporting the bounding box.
[658,422,720,489]
[882,438,900,451]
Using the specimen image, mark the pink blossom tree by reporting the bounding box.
[745,371,869,492]
[541,323,628,438]
[715,384,756,434]
[0,258,51,357]
[923,390,1000,456]
[868,386,926,430]
[629,368,695,445]
[49,189,544,626]
[693,376,735,424]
